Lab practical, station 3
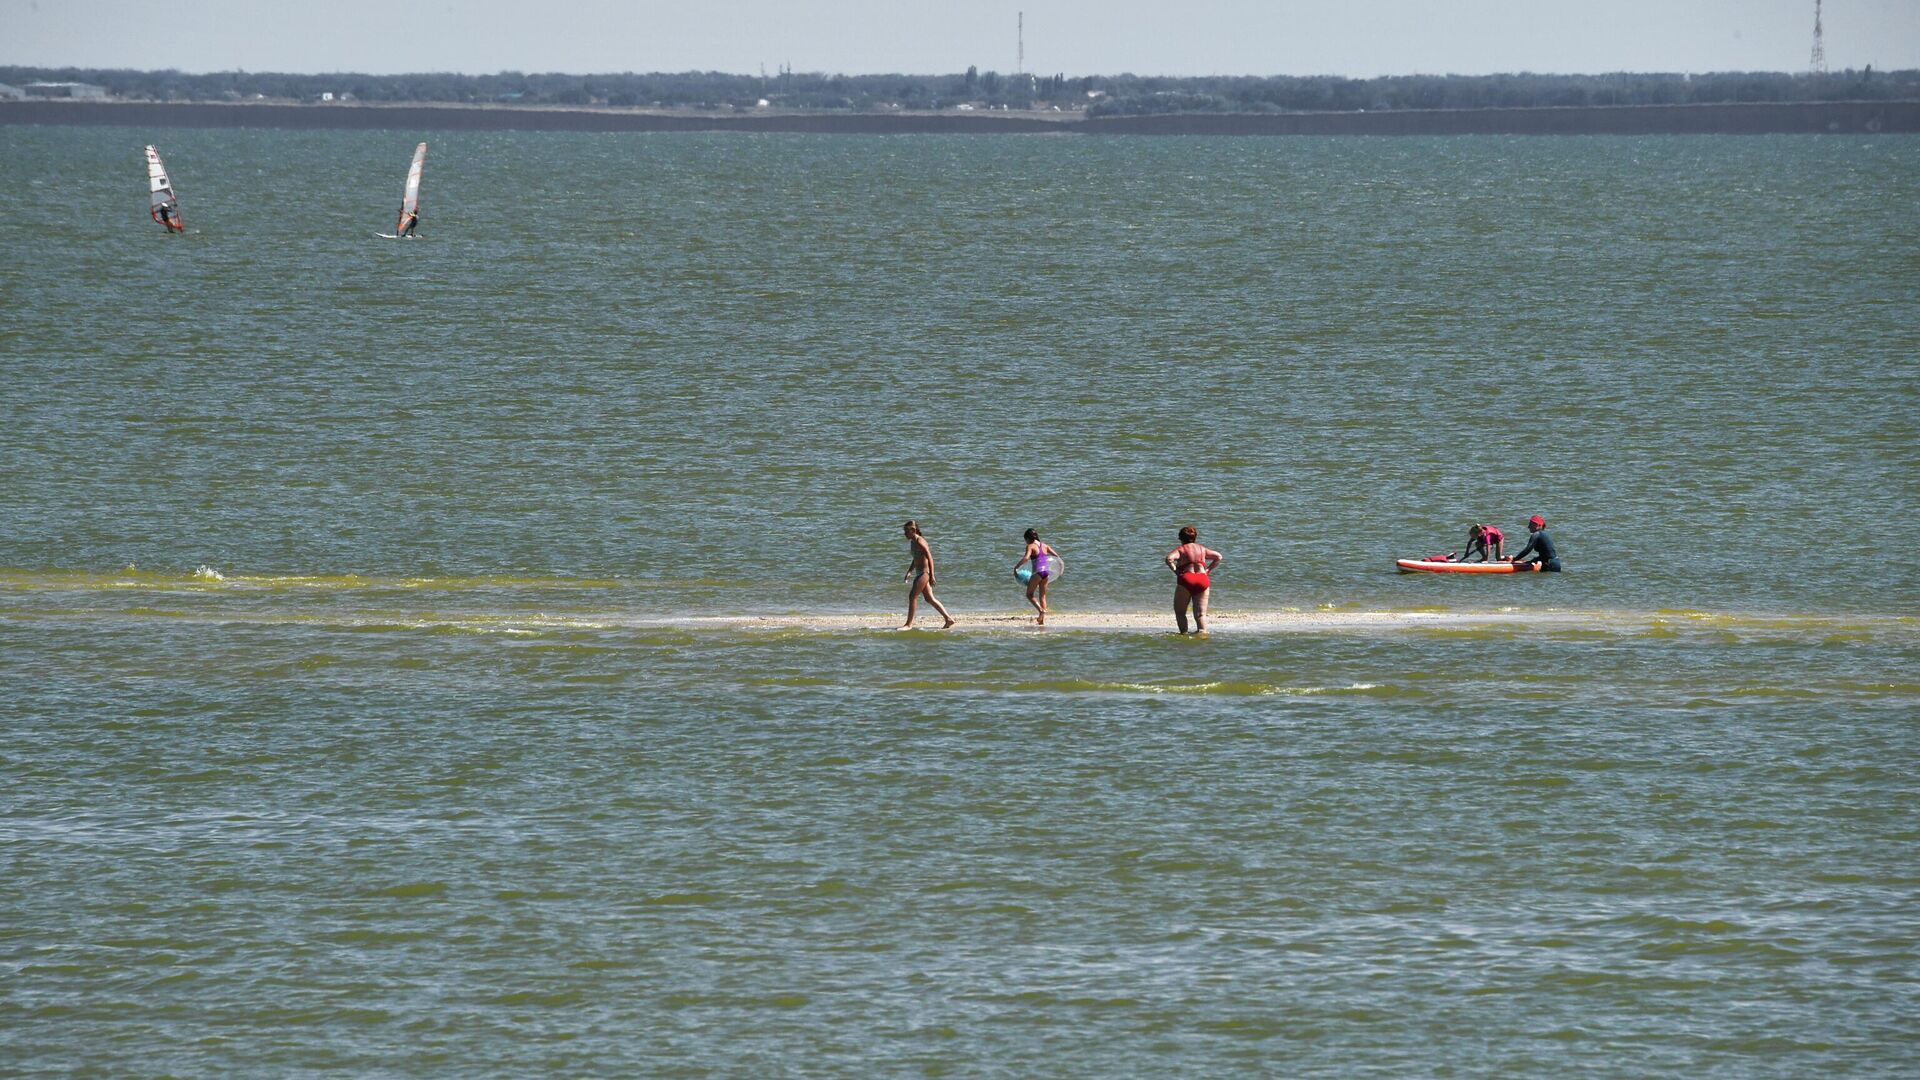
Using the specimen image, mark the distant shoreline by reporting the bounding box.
[4,98,1915,135]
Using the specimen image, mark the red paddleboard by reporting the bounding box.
[1396,558,1531,574]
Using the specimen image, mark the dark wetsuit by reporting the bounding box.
[1513,528,1560,572]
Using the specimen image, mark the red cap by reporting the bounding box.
[1528,515,1545,528]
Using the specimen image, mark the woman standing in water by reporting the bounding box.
[1015,528,1061,625]
[1165,525,1223,634]
[900,520,956,630]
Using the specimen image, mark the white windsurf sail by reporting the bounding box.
[394,142,426,235]
[145,144,182,231]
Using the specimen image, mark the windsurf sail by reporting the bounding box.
[394,142,426,235]
[145,144,182,232]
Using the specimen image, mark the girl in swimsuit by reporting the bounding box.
[900,520,955,630]
[1016,528,1061,625]
[1165,525,1222,634]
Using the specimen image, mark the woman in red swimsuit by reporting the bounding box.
[1164,525,1223,634]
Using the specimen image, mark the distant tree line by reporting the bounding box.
[4,65,1912,115]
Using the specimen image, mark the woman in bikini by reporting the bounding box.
[1165,525,1223,634]
[901,520,955,630]
[1015,528,1061,625]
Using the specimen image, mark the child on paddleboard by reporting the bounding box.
[1463,523,1504,562]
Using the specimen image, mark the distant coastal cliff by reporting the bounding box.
[4,99,1914,135]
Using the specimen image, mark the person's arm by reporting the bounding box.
[1015,541,1034,572]
[920,540,935,585]
[1512,534,1537,562]
[1205,548,1222,571]
[1165,549,1180,573]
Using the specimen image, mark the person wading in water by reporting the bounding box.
[1165,525,1223,634]
[900,520,956,629]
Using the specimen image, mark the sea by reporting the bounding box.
[1,125,1916,1076]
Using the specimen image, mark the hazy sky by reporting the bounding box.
[4,0,1915,77]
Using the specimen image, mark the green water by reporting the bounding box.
[2,126,1917,1075]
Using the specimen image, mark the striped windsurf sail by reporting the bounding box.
[145,144,182,231]
[395,142,426,233]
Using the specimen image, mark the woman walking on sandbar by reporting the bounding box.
[1166,525,1223,634]
[1015,528,1061,625]
[901,520,955,630]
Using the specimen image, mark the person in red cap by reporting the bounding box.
[1511,515,1560,572]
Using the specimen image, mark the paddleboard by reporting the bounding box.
[1397,558,1532,574]
[373,233,422,239]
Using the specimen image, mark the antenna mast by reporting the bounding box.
[1810,0,1827,74]
[1017,12,1025,76]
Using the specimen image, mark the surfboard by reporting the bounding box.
[1397,558,1529,574]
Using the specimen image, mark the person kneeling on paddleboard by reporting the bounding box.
[1511,515,1560,572]
[1463,523,1504,562]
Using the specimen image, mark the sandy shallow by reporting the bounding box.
[675,608,1600,634]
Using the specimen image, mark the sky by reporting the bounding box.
[3,0,1916,77]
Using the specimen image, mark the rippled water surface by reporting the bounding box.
[1,126,1917,1076]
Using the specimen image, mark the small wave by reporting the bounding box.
[639,891,725,906]
[1636,939,1805,960]
[0,567,630,593]
[366,881,448,899]
[880,677,1403,697]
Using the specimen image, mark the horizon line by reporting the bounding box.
[3,62,1908,81]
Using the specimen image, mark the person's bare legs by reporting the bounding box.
[1191,584,1210,632]
[1173,583,1192,634]
[921,581,955,628]
[902,577,921,629]
[1026,577,1050,624]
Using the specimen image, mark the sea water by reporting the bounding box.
[1,126,1916,1075]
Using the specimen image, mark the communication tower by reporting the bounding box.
[1810,0,1827,74]
[1017,12,1025,76]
